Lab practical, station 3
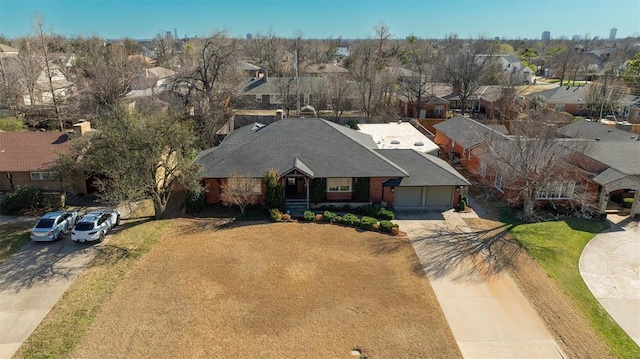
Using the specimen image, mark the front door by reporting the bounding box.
[285,177,305,199]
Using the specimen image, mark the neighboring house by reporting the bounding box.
[238,61,261,78]
[0,43,19,56]
[396,82,452,118]
[527,84,591,116]
[130,66,177,91]
[22,61,74,106]
[301,62,349,77]
[557,119,639,141]
[195,117,469,211]
[478,54,533,84]
[243,75,356,110]
[336,47,349,59]
[0,131,87,194]
[433,115,640,218]
[358,122,439,155]
[434,115,508,166]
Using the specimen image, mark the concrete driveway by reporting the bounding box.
[397,210,565,358]
[580,218,640,346]
[0,233,100,359]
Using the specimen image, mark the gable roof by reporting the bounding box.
[0,132,71,172]
[375,149,469,187]
[585,141,640,176]
[195,118,408,178]
[528,84,591,104]
[433,115,507,149]
[558,120,638,141]
[0,43,18,56]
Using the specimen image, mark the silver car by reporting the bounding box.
[30,210,79,242]
[71,209,120,243]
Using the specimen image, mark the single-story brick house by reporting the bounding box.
[195,117,470,211]
[433,115,640,217]
[0,131,87,194]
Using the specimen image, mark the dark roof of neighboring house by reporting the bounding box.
[375,149,470,186]
[585,141,640,176]
[558,120,638,141]
[528,84,591,104]
[302,63,349,74]
[195,118,408,178]
[244,76,342,94]
[0,132,71,172]
[433,115,507,149]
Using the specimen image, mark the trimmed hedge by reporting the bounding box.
[377,208,394,220]
[269,208,283,222]
[342,213,361,226]
[323,210,338,223]
[380,220,399,233]
[360,216,377,231]
[303,210,315,221]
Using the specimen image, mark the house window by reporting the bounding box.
[434,105,444,116]
[29,172,60,181]
[478,161,486,177]
[255,95,262,102]
[270,94,283,104]
[327,178,352,192]
[228,177,262,195]
[494,173,504,192]
[536,181,576,199]
[555,103,565,112]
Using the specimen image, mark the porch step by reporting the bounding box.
[285,199,308,218]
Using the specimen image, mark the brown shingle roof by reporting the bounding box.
[0,132,71,172]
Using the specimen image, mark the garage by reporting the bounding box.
[394,187,423,208]
[394,186,454,209]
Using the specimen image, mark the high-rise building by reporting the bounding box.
[174,28,178,39]
[609,27,617,40]
[541,31,550,42]
[246,33,252,41]
[572,34,580,41]
[165,31,172,39]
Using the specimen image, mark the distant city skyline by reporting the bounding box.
[0,0,639,41]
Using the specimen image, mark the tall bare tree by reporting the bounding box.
[244,30,289,77]
[399,36,435,118]
[172,31,244,146]
[438,35,500,114]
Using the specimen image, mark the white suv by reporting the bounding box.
[71,210,120,243]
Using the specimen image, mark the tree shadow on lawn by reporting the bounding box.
[377,222,523,282]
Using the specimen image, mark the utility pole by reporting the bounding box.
[294,50,300,116]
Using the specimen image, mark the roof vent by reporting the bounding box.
[390,140,400,145]
[607,128,612,132]
[414,142,424,146]
[595,137,601,141]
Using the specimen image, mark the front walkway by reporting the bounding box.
[397,209,565,358]
[579,216,640,346]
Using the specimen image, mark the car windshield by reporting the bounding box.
[75,222,95,231]
[35,219,55,228]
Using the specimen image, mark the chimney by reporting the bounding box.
[73,120,92,136]
[276,109,283,121]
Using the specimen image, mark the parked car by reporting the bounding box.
[30,210,80,242]
[71,209,120,243]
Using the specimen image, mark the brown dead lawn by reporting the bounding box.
[70,220,461,359]
[463,217,615,358]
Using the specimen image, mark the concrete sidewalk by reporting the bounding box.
[580,217,640,346]
[397,209,564,358]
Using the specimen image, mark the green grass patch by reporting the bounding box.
[14,218,171,359]
[500,209,640,357]
[0,222,33,264]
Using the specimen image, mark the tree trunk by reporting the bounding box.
[523,197,536,220]
[153,198,168,220]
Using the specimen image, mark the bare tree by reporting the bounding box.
[172,31,244,146]
[348,40,396,120]
[153,33,177,68]
[551,40,582,86]
[399,36,435,118]
[483,109,596,220]
[244,30,289,77]
[438,35,500,114]
[220,172,260,214]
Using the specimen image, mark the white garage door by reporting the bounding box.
[425,186,453,208]
[394,187,423,208]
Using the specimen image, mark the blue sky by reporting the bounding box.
[0,0,638,40]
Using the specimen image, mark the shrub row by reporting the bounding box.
[622,198,634,209]
[302,210,399,234]
[311,204,394,220]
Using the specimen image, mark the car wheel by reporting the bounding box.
[115,215,120,227]
[56,231,64,241]
[98,232,105,243]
